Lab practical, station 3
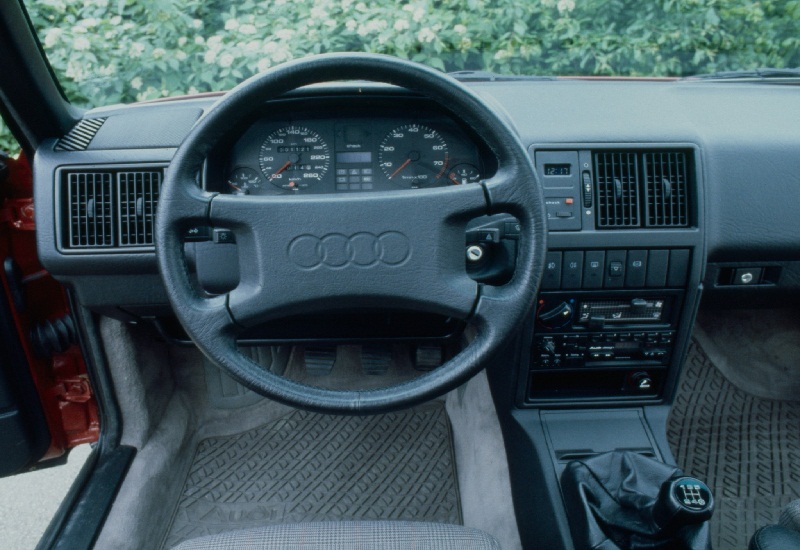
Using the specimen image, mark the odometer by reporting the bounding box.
[259,126,330,191]
[378,124,448,188]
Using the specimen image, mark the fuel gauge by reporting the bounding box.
[227,167,262,194]
[447,163,481,185]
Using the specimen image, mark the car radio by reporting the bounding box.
[526,290,683,401]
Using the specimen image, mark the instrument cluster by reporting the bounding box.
[219,101,487,195]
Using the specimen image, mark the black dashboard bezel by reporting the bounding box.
[204,94,498,197]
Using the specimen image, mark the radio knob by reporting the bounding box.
[537,302,574,330]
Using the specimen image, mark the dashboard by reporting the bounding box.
[30,79,800,410]
[209,99,489,195]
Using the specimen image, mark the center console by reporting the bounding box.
[514,145,704,408]
[497,144,706,550]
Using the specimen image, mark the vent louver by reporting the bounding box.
[643,152,689,227]
[61,166,164,251]
[66,172,115,248]
[592,150,693,229]
[118,171,162,246]
[594,152,640,228]
[54,118,106,151]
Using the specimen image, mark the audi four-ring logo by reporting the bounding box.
[287,232,411,269]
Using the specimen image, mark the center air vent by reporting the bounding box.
[643,152,689,227]
[594,152,640,228]
[593,150,692,229]
[61,166,164,251]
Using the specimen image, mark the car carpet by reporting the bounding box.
[667,338,800,550]
[160,400,461,549]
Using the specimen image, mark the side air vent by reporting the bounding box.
[60,166,165,251]
[593,150,693,229]
[118,171,162,246]
[54,118,107,151]
[594,152,640,228]
[66,172,115,248]
[643,152,689,227]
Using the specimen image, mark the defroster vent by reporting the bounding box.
[54,118,106,151]
[594,152,640,228]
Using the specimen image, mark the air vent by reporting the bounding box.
[643,152,689,227]
[66,172,114,248]
[592,150,693,229]
[54,118,107,151]
[118,171,162,246]
[60,166,165,251]
[594,152,640,228]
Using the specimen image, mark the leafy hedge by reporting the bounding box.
[1,0,798,153]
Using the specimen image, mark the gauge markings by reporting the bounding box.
[378,124,449,188]
[259,125,330,191]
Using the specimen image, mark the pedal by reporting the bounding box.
[304,346,336,376]
[361,345,392,375]
[413,345,443,371]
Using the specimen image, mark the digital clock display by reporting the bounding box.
[544,164,571,176]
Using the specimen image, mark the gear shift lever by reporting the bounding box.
[653,476,714,531]
[560,451,713,550]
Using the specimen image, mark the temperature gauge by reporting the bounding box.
[227,167,262,194]
[447,163,481,185]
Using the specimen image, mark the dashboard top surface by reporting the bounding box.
[33,79,800,283]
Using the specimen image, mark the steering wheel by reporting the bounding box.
[156,53,547,414]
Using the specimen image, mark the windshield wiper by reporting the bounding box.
[685,67,800,82]
[448,70,556,82]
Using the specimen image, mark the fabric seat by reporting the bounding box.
[171,521,502,550]
[749,500,800,550]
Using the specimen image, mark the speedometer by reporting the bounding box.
[259,126,330,191]
[378,124,449,188]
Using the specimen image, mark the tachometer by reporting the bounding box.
[259,126,330,191]
[378,124,448,188]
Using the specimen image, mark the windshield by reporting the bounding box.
[22,0,800,108]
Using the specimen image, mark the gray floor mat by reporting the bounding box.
[668,339,800,550]
[161,401,461,549]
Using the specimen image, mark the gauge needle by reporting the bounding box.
[388,158,412,179]
[269,161,292,180]
[449,173,461,185]
[228,182,242,191]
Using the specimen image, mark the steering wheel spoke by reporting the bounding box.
[211,186,488,328]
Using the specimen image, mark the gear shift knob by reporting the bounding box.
[654,476,715,531]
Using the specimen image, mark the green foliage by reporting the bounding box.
[0,117,20,155]
[0,0,798,151]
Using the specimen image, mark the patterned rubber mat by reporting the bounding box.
[162,401,460,549]
[668,339,800,550]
